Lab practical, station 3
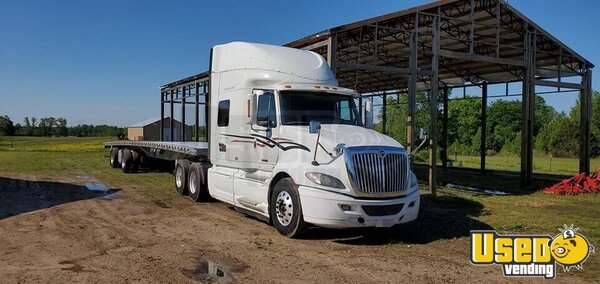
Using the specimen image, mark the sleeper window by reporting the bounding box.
[217,100,230,127]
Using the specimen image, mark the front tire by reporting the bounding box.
[175,159,191,195]
[270,178,306,238]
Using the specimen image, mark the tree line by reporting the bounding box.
[375,91,600,158]
[0,116,125,137]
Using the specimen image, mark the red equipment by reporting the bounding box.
[543,168,600,195]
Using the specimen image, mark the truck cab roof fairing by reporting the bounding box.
[211,42,338,85]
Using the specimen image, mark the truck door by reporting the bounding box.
[253,90,279,171]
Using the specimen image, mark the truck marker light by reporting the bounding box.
[246,99,250,117]
[284,85,292,88]
[314,85,321,89]
[323,86,330,89]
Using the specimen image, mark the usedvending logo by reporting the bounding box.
[470,225,595,279]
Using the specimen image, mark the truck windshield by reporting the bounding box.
[279,91,362,126]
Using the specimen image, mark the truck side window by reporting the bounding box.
[217,100,230,127]
[256,93,276,128]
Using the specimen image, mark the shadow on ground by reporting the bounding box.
[299,192,493,245]
[0,176,119,220]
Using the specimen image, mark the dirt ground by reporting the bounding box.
[0,173,588,283]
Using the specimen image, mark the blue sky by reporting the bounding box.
[1,0,598,126]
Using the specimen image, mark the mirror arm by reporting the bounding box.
[311,128,321,166]
[410,138,428,159]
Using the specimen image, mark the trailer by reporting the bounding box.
[105,42,420,238]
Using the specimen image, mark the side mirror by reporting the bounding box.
[418,128,427,140]
[309,120,321,134]
[365,99,374,129]
[245,94,256,125]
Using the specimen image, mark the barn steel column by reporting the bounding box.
[195,82,200,142]
[382,93,387,134]
[407,15,418,169]
[170,89,174,142]
[429,10,440,195]
[520,28,536,189]
[160,91,165,141]
[327,34,338,76]
[359,97,363,125]
[481,81,488,173]
[442,86,449,172]
[580,67,592,174]
[181,87,186,142]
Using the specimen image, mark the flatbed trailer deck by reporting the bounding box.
[104,141,208,158]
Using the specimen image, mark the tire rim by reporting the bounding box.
[175,166,184,188]
[189,171,197,194]
[110,155,115,166]
[275,191,293,226]
[121,159,126,168]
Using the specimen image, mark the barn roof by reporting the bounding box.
[286,0,593,93]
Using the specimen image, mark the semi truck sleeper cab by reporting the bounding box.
[105,42,420,237]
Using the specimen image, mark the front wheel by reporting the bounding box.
[270,178,306,238]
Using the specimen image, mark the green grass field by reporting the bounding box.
[0,136,598,281]
[0,136,175,200]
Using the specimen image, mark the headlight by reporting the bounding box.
[305,172,345,189]
[409,171,418,188]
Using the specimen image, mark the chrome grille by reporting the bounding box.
[345,147,408,194]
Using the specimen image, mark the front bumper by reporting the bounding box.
[297,185,420,229]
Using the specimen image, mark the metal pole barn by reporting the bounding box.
[277,0,595,191]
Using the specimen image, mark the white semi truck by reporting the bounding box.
[105,42,420,237]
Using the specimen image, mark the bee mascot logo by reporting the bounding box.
[470,225,595,279]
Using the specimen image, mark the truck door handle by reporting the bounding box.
[219,143,226,152]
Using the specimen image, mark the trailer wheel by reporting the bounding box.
[188,163,209,202]
[110,148,120,168]
[131,150,141,173]
[175,159,191,195]
[121,149,133,173]
[270,178,306,238]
